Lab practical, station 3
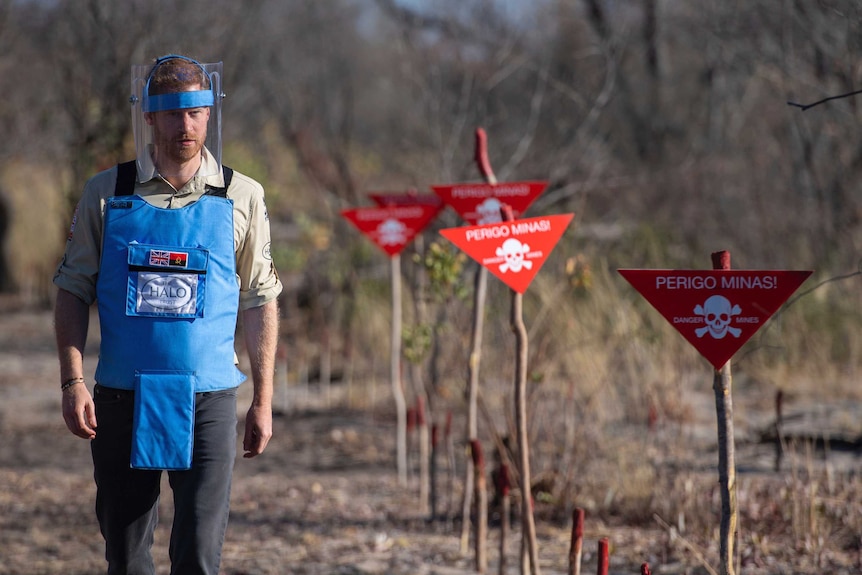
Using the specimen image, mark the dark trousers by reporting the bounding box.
[91,384,238,575]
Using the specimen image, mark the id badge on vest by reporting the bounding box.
[126,243,208,318]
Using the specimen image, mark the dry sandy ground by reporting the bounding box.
[1,305,861,574]
[0,307,591,575]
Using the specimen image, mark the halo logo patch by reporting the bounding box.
[137,272,197,315]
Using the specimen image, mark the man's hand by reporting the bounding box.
[55,288,94,439]
[242,403,272,458]
[62,384,97,440]
[240,299,278,459]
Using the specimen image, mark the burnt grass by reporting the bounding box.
[1,306,861,574]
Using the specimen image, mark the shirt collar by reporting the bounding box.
[138,147,223,192]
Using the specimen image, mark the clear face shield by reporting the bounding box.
[130,55,224,180]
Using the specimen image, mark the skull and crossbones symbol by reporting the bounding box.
[377,218,407,246]
[476,198,503,225]
[694,295,741,339]
[496,238,532,273]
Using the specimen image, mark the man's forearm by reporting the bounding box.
[54,288,91,382]
[241,299,279,406]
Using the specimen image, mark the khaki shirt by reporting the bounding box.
[54,150,283,310]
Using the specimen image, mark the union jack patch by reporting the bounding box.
[149,250,171,267]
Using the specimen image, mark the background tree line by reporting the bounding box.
[2,0,861,440]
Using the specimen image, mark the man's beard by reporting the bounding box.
[167,135,204,163]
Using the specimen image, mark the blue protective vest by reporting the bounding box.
[94,191,246,391]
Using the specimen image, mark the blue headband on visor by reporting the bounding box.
[142,55,214,112]
[144,90,214,112]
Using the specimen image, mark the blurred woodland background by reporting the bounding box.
[1,0,862,547]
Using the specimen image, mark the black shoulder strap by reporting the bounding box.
[114,160,138,196]
[112,161,233,197]
[206,166,233,198]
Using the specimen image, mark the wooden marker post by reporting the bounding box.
[471,439,488,573]
[461,128,494,558]
[391,253,407,486]
[498,461,511,575]
[417,396,430,514]
[341,202,443,488]
[501,203,541,575]
[711,250,737,575]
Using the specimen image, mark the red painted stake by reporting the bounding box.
[416,396,426,426]
[407,407,417,435]
[475,128,497,184]
[596,538,608,575]
[641,562,651,575]
[568,508,584,575]
[712,250,731,271]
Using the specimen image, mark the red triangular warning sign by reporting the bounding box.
[440,213,574,294]
[618,269,812,369]
[369,191,444,209]
[431,181,547,225]
[342,204,441,256]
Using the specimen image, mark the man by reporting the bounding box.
[53,54,282,575]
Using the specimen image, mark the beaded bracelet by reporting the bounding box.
[61,377,85,391]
